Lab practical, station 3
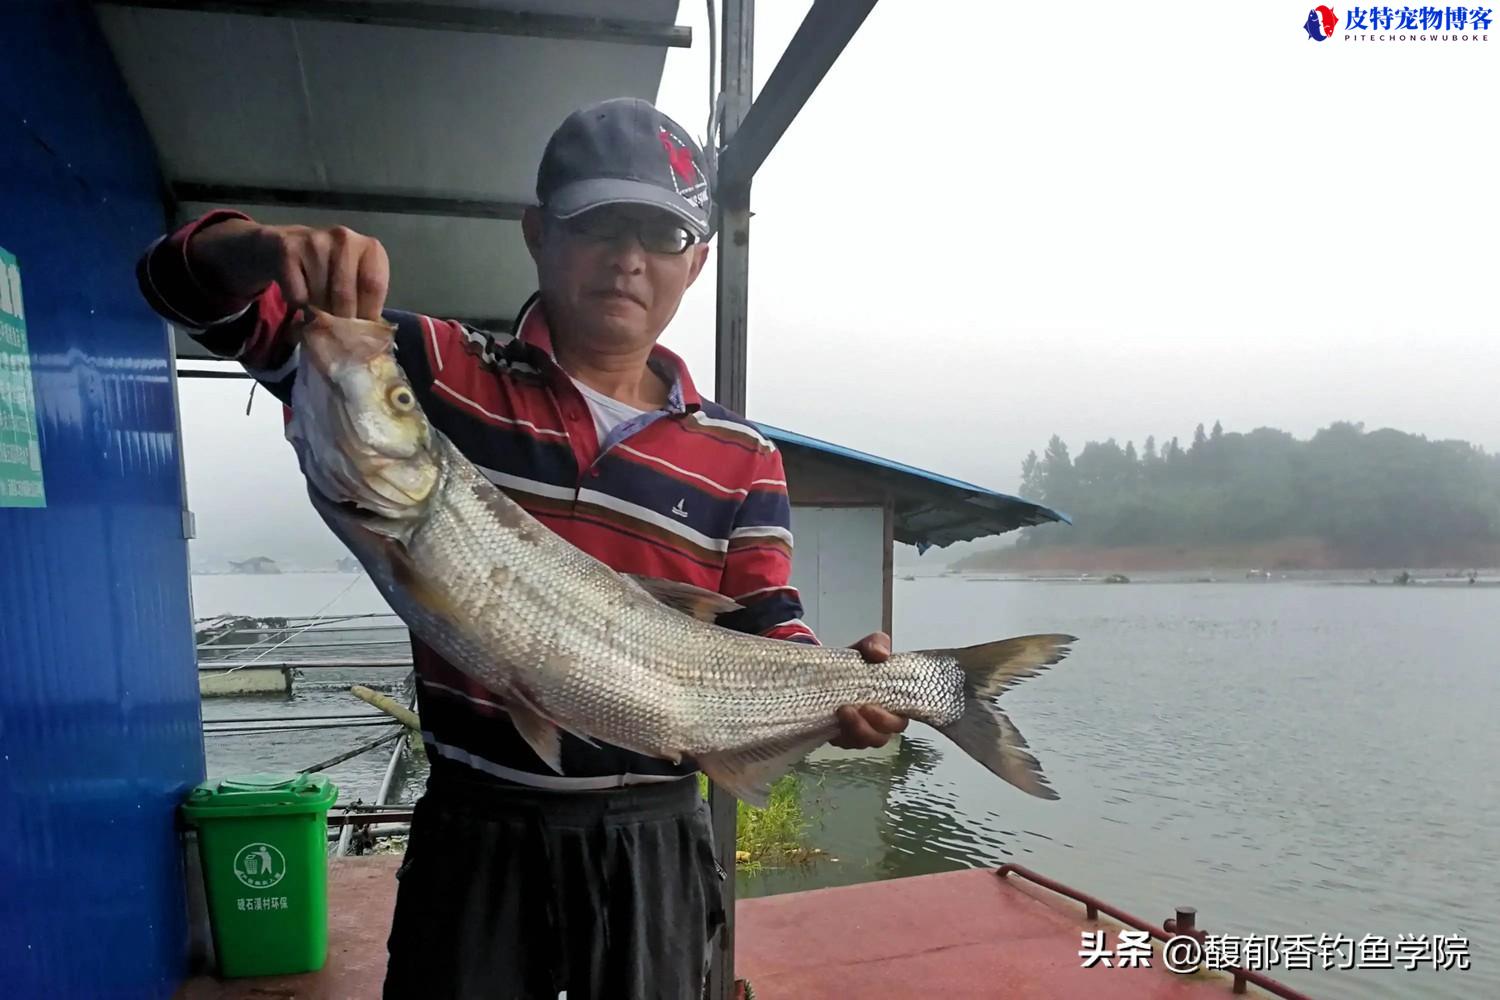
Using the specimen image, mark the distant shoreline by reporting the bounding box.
[952,538,1500,574]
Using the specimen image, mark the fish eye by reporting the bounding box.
[388,386,416,412]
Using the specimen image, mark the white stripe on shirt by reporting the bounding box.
[422,732,695,790]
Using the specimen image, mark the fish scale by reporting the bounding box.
[399,443,1014,763]
[290,311,1078,806]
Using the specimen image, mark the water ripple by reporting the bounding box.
[749,579,1500,1000]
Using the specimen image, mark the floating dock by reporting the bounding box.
[195,614,413,697]
[197,666,292,697]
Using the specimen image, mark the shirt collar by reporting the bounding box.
[512,293,701,412]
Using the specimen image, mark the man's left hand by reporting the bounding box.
[832,632,909,749]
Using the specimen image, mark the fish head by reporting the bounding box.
[287,309,440,528]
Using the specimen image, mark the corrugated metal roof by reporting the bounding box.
[756,423,1070,552]
[92,0,685,357]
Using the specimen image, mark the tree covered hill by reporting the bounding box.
[978,421,1500,570]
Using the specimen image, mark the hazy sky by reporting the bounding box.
[176,1,1500,566]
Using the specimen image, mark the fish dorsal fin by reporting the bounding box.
[696,727,836,809]
[625,575,743,622]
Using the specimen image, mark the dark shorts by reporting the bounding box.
[383,765,726,1000]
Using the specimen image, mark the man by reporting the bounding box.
[138,98,905,998]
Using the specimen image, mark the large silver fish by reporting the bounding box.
[285,310,1076,806]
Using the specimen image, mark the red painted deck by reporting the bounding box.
[178,858,400,999]
[735,868,1266,998]
[179,858,1278,999]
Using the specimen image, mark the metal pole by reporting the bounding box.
[337,689,414,857]
[709,4,752,997]
[713,0,753,413]
[716,0,878,197]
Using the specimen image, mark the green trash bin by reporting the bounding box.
[180,772,339,978]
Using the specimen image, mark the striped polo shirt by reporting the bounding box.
[139,209,819,790]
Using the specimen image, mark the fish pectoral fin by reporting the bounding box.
[697,728,835,810]
[377,535,463,622]
[503,702,567,775]
[516,667,602,749]
[507,680,594,749]
[624,575,744,623]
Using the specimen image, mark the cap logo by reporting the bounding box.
[658,128,698,185]
[656,128,710,212]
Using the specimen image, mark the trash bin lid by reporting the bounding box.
[182,772,338,816]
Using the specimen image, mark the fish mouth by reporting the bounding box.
[296,308,399,376]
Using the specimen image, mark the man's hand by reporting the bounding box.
[188,218,390,320]
[831,631,909,750]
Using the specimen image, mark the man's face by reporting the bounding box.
[524,204,710,352]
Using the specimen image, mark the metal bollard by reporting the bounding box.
[1163,906,1203,975]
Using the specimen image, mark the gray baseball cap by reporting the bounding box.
[536,97,714,239]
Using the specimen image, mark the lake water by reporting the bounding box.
[192,571,1500,1000]
[193,573,420,805]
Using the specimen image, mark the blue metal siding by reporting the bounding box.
[0,4,204,997]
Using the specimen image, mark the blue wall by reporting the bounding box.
[0,3,205,996]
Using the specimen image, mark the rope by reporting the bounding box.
[214,572,370,675]
[299,727,404,774]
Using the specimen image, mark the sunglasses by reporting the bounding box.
[550,210,699,256]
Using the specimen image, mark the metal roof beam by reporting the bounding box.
[715,0,877,204]
[712,0,754,418]
[171,182,531,221]
[97,0,693,47]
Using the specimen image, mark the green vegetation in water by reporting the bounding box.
[698,771,819,873]
[349,772,819,866]
[981,420,1500,567]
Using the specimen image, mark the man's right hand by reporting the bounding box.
[188,219,390,321]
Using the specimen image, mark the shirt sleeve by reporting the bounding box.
[136,209,262,332]
[135,209,456,408]
[136,209,313,403]
[718,446,820,644]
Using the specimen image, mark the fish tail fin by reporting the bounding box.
[928,634,1075,801]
